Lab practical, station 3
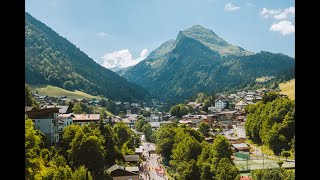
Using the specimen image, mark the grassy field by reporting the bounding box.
[30,85,105,100]
[279,79,295,100]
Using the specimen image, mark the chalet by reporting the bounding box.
[123,114,138,127]
[228,94,237,100]
[226,136,246,144]
[179,120,193,126]
[255,95,262,101]
[203,114,218,127]
[191,119,204,128]
[160,121,173,126]
[124,155,139,163]
[245,97,253,102]
[26,107,60,144]
[217,110,237,121]
[149,122,161,130]
[135,148,143,155]
[232,143,250,152]
[72,114,100,125]
[235,101,247,111]
[106,165,139,180]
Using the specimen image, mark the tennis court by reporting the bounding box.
[234,155,295,171]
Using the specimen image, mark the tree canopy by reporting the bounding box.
[170,104,189,118]
[245,95,295,155]
[154,124,239,179]
[26,116,140,179]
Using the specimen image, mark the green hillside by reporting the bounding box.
[25,12,149,102]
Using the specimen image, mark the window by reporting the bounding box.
[52,120,54,124]
[38,120,40,122]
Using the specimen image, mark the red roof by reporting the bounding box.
[72,114,100,121]
[240,176,251,180]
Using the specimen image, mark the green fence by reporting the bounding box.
[236,152,250,160]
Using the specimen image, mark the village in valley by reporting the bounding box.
[25,85,295,180]
[25,1,295,178]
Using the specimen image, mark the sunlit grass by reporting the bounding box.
[279,79,295,100]
[30,85,106,100]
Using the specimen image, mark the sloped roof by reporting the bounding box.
[124,155,139,162]
[236,101,247,106]
[46,105,69,113]
[72,114,100,121]
[59,113,75,119]
[232,143,248,149]
[125,167,139,172]
[135,148,143,153]
[149,122,160,128]
[25,106,34,112]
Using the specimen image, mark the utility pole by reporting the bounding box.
[247,157,249,170]
[263,154,264,169]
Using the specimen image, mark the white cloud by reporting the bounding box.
[261,7,295,35]
[260,7,295,20]
[96,32,110,37]
[224,3,240,12]
[274,7,295,20]
[261,8,281,18]
[269,20,295,35]
[101,49,149,69]
[140,49,148,58]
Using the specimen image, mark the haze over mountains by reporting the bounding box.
[120,25,295,103]
[25,12,149,102]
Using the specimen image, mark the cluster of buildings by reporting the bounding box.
[25,105,101,144]
[176,89,286,154]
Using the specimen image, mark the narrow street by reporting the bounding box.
[139,135,168,180]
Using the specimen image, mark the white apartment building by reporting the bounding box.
[215,99,229,109]
[26,107,60,144]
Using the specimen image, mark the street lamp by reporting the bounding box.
[131,134,136,147]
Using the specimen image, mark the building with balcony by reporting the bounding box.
[26,107,60,144]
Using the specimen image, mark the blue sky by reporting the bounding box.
[26,0,295,70]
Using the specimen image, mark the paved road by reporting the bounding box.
[140,142,168,180]
[131,128,168,180]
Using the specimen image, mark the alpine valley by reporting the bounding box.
[25,12,294,104]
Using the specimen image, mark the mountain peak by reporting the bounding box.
[184,25,217,35]
[180,25,254,56]
[187,24,208,30]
